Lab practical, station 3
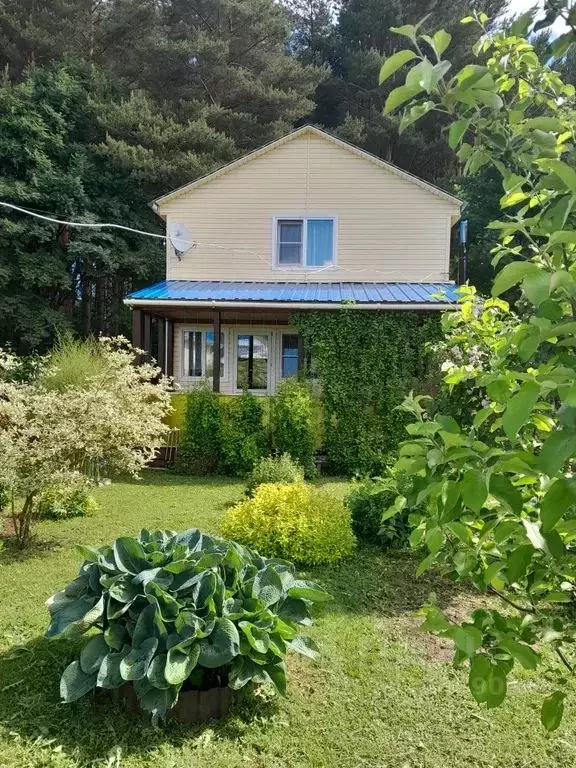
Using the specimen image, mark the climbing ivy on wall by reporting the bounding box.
[293,310,442,475]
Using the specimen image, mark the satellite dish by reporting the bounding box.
[169,223,192,260]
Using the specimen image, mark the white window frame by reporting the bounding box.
[181,326,228,383]
[233,330,272,394]
[272,215,337,270]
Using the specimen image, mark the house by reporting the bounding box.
[124,125,461,395]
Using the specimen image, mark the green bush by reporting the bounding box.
[38,485,98,520]
[176,385,222,474]
[221,483,356,565]
[46,528,331,721]
[42,334,110,391]
[219,392,268,476]
[270,379,316,475]
[345,471,416,548]
[245,453,304,496]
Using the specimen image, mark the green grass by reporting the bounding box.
[1,472,575,767]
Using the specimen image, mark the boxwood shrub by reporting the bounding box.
[221,483,356,565]
[46,529,331,721]
[38,485,98,520]
[245,453,304,496]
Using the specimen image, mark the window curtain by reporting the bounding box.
[306,219,333,266]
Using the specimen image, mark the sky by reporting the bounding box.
[505,0,569,35]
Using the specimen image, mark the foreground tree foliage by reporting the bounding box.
[380,5,576,730]
[0,338,171,546]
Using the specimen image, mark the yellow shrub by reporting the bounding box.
[221,483,356,565]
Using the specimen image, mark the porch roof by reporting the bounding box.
[126,280,459,310]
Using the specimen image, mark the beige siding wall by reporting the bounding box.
[159,132,460,284]
[173,322,297,395]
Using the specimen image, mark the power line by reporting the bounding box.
[0,199,451,283]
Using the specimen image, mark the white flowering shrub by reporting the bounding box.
[0,337,172,546]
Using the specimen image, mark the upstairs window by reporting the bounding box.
[275,217,335,268]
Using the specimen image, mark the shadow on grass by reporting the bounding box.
[307,546,470,618]
[117,471,245,489]
[0,636,277,764]
[0,533,63,565]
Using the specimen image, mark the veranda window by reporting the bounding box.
[183,329,225,380]
[236,334,269,391]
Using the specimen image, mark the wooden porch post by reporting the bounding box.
[142,312,152,360]
[166,319,174,377]
[157,318,166,373]
[212,309,221,393]
[132,309,143,348]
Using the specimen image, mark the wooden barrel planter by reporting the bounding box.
[115,683,237,724]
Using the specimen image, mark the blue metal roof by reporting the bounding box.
[127,280,458,305]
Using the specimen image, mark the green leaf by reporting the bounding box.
[253,567,284,607]
[524,116,565,133]
[549,230,576,246]
[460,469,487,512]
[541,478,576,531]
[501,190,528,208]
[379,50,417,84]
[198,618,240,668]
[545,160,576,193]
[468,654,491,703]
[384,84,423,115]
[523,271,551,306]
[146,654,171,689]
[433,29,452,55]
[390,23,417,41]
[506,545,533,583]
[287,582,332,603]
[502,381,540,441]
[60,660,97,703]
[541,691,565,731]
[113,537,150,574]
[492,261,541,297]
[448,119,470,149]
[485,663,507,709]
[489,475,523,514]
[80,635,109,675]
[265,661,287,695]
[452,625,483,656]
[239,621,270,655]
[499,638,539,670]
[97,647,130,689]
[165,643,201,685]
[287,634,320,660]
[540,431,576,476]
[133,677,179,721]
[523,519,547,551]
[119,637,158,681]
[46,593,104,639]
[228,656,262,690]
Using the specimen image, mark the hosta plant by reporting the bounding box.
[46,529,330,721]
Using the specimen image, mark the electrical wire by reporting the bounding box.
[0,199,452,283]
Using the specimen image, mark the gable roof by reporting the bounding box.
[152,124,462,210]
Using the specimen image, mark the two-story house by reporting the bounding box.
[125,125,461,394]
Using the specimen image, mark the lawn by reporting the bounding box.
[0,472,575,768]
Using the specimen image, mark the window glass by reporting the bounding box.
[281,334,299,378]
[306,219,334,266]
[205,331,225,379]
[185,330,203,377]
[237,334,269,390]
[278,220,303,265]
